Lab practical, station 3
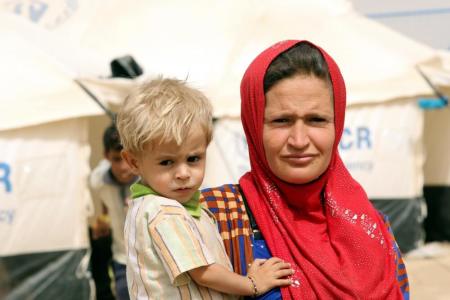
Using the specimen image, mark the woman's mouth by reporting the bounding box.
[282,154,316,165]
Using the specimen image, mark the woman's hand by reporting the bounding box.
[246,257,293,296]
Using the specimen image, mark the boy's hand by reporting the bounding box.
[246,257,293,296]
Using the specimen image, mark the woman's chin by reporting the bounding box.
[276,170,324,185]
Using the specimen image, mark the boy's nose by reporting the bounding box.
[175,165,190,180]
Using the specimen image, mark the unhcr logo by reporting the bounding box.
[339,126,372,151]
[0,162,11,193]
[3,0,78,29]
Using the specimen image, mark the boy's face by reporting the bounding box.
[105,150,136,184]
[123,125,208,204]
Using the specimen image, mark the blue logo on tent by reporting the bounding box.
[0,162,12,193]
[339,127,372,150]
[13,1,48,23]
[10,0,78,26]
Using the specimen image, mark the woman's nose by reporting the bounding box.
[287,121,309,149]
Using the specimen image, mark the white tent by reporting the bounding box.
[2,0,440,112]
[7,0,442,197]
[1,0,449,297]
[0,14,102,299]
[0,12,107,252]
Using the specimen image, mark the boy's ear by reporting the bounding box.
[121,150,140,175]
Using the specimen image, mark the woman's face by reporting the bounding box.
[263,74,335,184]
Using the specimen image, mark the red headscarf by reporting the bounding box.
[239,40,402,299]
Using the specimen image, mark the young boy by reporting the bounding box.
[89,124,137,300]
[117,77,293,299]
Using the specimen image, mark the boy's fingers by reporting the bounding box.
[268,260,291,270]
[276,278,293,286]
[251,258,267,266]
[264,257,285,267]
[267,257,283,264]
[277,262,291,269]
[275,269,294,278]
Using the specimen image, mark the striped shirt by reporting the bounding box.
[125,194,237,300]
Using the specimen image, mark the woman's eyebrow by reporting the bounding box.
[264,109,292,116]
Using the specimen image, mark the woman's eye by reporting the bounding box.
[310,117,327,123]
[273,118,289,123]
[159,160,173,166]
[187,156,200,163]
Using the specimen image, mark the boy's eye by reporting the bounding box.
[159,160,173,166]
[187,156,200,163]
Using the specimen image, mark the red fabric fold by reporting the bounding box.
[239,40,402,299]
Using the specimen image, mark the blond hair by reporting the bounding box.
[116,77,213,153]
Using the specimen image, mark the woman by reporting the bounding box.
[201,40,409,299]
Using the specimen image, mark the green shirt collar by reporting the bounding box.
[130,182,202,218]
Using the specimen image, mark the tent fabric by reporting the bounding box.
[2,0,449,119]
[86,0,434,109]
[0,249,92,300]
[0,118,91,256]
[0,13,103,131]
[339,99,424,199]
[76,77,139,113]
[371,198,426,253]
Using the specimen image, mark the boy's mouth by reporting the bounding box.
[175,187,192,192]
